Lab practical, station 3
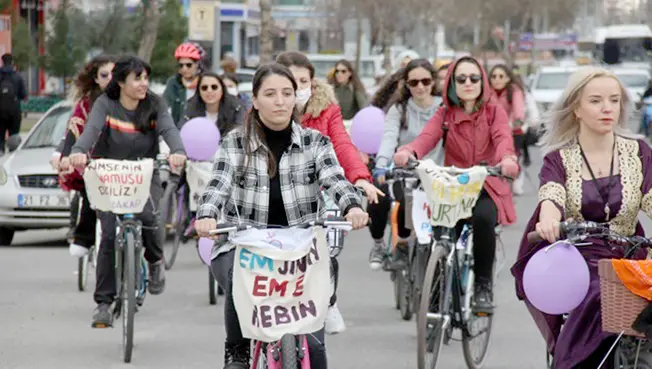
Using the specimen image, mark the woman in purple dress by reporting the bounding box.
[511,66,652,368]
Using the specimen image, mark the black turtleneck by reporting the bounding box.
[262,123,293,227]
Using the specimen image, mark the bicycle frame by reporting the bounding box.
[251,335,311,369]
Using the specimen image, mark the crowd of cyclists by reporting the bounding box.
[44,39,652,368]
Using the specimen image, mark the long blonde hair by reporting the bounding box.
[541,66,639,155]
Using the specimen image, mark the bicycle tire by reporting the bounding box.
[461,276,493,369]
[122,231,137,363]
[209,268,217,305]
[392,271,400,310]
[77,253,89,291]
[417,245,448,369]
[281,334,298,369]
[136,256,147,307]
[159,183,179,270]
[170,195,188,269]
[399,267,413,321]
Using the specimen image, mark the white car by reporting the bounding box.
[0,102,73,245]
[610,67,651,100]
[529,66,578,114]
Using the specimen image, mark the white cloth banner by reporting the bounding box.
[416,159,488,228]
[83,159,154,214]
[411,189,432,244]
[231,227,332,342]
[185,161,213,211]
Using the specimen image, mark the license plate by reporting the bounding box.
[17,194,70,208]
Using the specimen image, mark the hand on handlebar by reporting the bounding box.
[535,218,561,243]
[393,150,416,167]
[344,207,369,230]
[69,153,88,169]
[371,168,388,185]
[195,217,218,240]
[168,153,187,170]
[500,156,519,178]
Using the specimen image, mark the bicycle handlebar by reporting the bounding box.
[208,217,356,236]
[526,221,652,249]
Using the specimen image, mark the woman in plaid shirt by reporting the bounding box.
[195,63,369,369]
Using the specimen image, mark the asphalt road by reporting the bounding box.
[5,147,647,369]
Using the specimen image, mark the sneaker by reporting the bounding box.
[91,303,113,328]
[324,303,346,335]
[369,239,386,271]
[148,260,166,295]
[472,280,494,315]
[512,172,525,196]
[224,340,250,368]
[69,243,89,257]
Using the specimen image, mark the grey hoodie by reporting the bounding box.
[375,97,444,168]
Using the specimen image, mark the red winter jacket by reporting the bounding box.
[300,79,372,183]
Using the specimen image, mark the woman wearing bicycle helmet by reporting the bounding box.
[69,55,186,328]
[194,63,368,369]
[511,67,652,369]
[164,42,204,125]
[394,56,519,315]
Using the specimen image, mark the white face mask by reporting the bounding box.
[226,87,238,96]
[295,87,312,106]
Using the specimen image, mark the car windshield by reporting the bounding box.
[615,73,649,88]
[23,106,72,149]
[236,72,254,83]
[535,72,573,90]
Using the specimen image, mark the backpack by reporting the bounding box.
[0,73,17,111]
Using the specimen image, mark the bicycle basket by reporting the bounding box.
[415,159,488,228]
[83,158,154,214]
[598,259,646,337]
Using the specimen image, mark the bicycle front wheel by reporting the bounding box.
[122,231,137,363]
[159,183,180,270]
[281,334,298,369]
[77,253,89,291]
[417,245,448,369]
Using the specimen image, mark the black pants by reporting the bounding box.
[572,337,616,368]
[94,178,164,305]
[367,181,411,240]
[459,191,497,283]
[212,250,327,369]
[0,109,20,152]
[72,188,97,248]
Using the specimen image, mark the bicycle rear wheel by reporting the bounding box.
[77,253,89,292]
[417,245,448,369]
[122,231,138,363]
[398,266,413,321]
[209,268,217,305]
[281,334,298,369]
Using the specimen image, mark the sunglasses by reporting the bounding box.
[178,62,194,69]
[335,69,349,74]
[454,74,482,84]
[98,72,111,79]
[406,78,433,88]
[200,84,219,91]
[491,74,506,80]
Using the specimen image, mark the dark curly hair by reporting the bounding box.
[72,54,116,106]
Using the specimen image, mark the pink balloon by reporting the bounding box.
[197,237,213,266]
[523,241,590,315]
[350,107,385,154]
[180,117,221,161]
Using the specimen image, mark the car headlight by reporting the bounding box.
[0,166,7,185]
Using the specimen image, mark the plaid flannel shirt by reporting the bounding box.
[197,122,362,229]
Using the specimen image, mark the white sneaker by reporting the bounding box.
[512,172,525,196]
[69,243,89,257]
[324,304,346,335]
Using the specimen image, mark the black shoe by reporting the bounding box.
[523,156,532,167]
[472,281,494,315]
[217,285,225,296]
[224,340,250,368]
[148,260,166,295]
[92,303,113,328]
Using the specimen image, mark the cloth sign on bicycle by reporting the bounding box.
[185,160,213,211]
[231,227,333,342]
[411,189,433,243]
[82,158,154,214]
[415,159,488,227]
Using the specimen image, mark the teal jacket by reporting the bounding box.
[163,75,187,127]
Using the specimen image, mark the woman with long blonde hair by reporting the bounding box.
[511,66,652,368]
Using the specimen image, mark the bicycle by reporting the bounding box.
[83,158,155,363]
[526,221,652,369]
[415,160,505,369]
[210,218,353,369]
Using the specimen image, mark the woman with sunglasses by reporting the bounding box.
[55,54,116,257]
[163,42,205,125]
[329,59,368,120]
[394,56,519,315]
[368,59,445,270]
[489,64,527,195]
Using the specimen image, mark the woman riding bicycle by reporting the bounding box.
[164,42,205,125]
[368,58,445,270]
[55,54,116,257]
[69,56,187,328]
[511,67,652,368]
[194,63,369,369]
[393,56,519,315]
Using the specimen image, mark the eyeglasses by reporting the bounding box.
[178,62,194,69]
[335,69,349,74]
[200,84,219,91]
[454,74,482,84]
[98,72,111,79]
[491,74,506,80]
[406,78,433,88]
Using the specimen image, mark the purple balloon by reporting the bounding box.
[350,107,385,154]
[523,241,590,315]
[197,237,213,266]
[180,117,221,161]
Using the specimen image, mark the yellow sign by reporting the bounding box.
[189,0,215,41]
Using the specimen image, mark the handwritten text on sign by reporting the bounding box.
[416,160,488,228]
[185,161,213,211]
[231,227,331,342]
[83,159,154,214]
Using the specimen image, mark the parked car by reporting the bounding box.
[529,65,578,114]
[0,101,73,245]
[610,67,651,100]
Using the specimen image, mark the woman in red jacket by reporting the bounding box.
[276,51,383,335]
[394,56,519,314]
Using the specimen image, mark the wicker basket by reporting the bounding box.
[598,259,648,337]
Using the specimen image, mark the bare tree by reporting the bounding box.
[138,0,161,63]
[259,0,274,64]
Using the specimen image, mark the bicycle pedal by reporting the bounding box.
[91,322,112,328]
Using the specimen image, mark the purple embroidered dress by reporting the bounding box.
[511,137,652,368]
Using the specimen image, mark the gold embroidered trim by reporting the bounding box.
[609,137,641,237]
[642,191,652,219]
[559,144,584,222]
[538,182,566,209]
